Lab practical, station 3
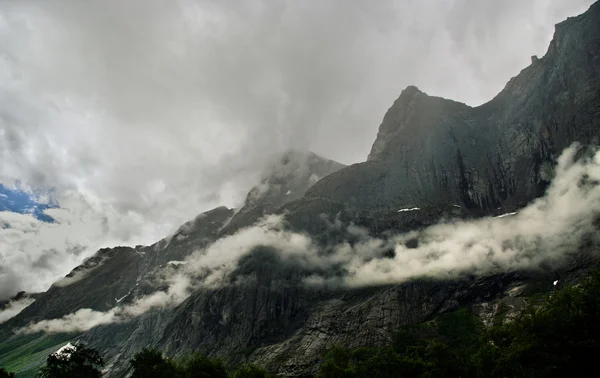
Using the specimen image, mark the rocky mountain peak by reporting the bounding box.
[367,85,469,162]
[310,1,600,212]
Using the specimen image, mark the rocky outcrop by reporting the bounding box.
[307,2,600,212]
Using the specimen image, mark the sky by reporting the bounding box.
[0,0,595,299]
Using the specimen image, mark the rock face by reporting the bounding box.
[307,3,600,212]
[1,3,600,378]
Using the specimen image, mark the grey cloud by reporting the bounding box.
[31,249,61,270]
[0,0,594,297]
[2,0,593,203]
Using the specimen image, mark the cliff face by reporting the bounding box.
[307,2,600,212]
[1,3,600,378]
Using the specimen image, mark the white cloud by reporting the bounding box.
[0,297,35,324]
[22,307,118,334]
[323,145,600,286]
[170,144,600,290]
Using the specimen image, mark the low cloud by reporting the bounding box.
[21,308,118,334]
[0,297,35,324]
[52,255,108,288]
[183,214,318,286]
[19,274,190,334]
[21,144,600,334]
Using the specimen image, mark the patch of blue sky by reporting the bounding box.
[0,183,59,223]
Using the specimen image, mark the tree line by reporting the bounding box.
[2,266,599,377]
[317,267,600,378]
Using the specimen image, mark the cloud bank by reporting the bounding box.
[20,144,600,334]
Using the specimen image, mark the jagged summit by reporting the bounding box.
[310,1,600,212]
[367,85,470,162]
[399,85,422,96]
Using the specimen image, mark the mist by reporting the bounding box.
[19,144,600,334]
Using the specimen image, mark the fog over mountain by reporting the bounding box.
[0,0,594,297]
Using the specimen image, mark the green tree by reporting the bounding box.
[316,267,600,378]
[180,352,227,378]
[129,348,182,378]
[38,343,104,378]
[231,363,271,378]
[317,346,429,378]
[474,269,600,378]
[0,368,15,378]
[317,347,358,378]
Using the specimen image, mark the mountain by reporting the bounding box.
[1,2,600,377]
[307,4,600,213]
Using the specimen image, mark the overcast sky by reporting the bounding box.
[0,0,595,297]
